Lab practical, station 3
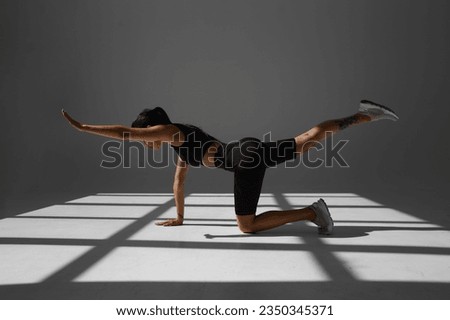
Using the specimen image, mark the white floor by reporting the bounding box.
[0,193,449,299]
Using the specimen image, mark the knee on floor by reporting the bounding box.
[236,215,257,233]
[238,224,256,234]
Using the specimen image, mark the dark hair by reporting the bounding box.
[131,107,172,128]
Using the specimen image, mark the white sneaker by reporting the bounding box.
[311,198,334,235]
[359,99,399,121]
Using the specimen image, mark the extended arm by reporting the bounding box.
[156,157,188,226]
[61,109,176,143]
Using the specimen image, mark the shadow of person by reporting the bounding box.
[204,224,445,239]
[203,227,368,239]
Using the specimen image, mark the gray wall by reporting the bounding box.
[1,0,449,214]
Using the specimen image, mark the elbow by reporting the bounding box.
[173,180,185,192]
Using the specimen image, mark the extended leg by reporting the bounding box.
[294,113,371,154]
[295,99,400,154]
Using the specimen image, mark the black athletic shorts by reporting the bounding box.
[214,137,297,215]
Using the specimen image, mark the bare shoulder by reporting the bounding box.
[149,124,178,134]
[152,124,184,145]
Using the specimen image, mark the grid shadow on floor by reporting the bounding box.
[0,193,449,299]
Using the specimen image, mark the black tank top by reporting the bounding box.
[171,123,221,167]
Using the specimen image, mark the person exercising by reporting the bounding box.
[62,100,398,235]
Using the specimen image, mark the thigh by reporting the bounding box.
[230,137,264,169]
[262,138,297,167]
[233,166,266,215]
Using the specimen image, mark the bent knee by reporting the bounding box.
[238,224,256,234]
[236,214,257,233]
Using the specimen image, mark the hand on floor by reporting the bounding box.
[155,218,184,227]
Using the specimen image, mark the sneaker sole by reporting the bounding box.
[317,198,334,235]
[360,99,400,121]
